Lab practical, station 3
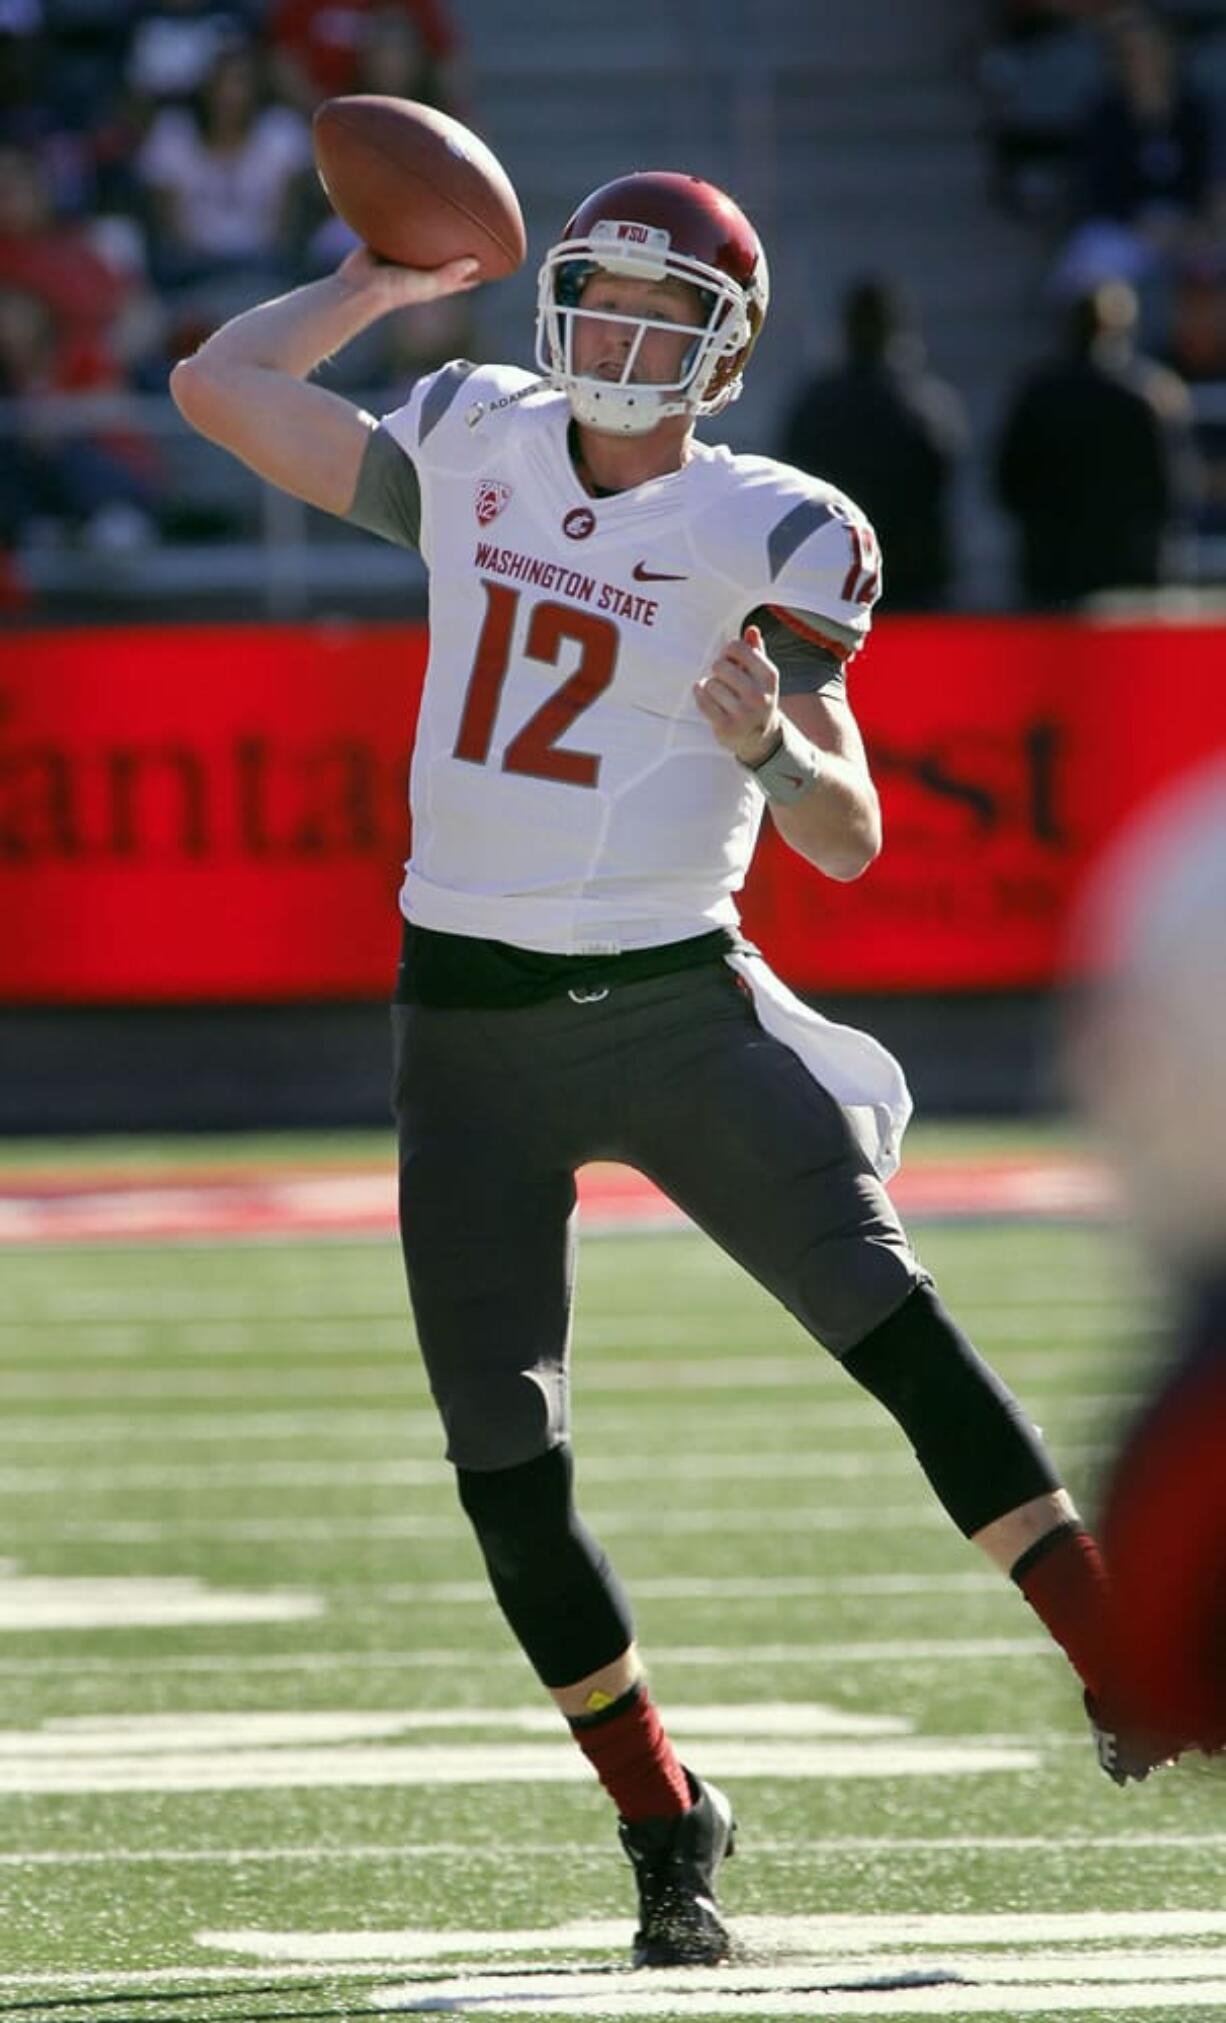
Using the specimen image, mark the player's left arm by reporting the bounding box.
[694,623,881,882]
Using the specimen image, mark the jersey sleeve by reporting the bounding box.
[379,359,541,467]
[343,421,422,550]
[709,459,884,668]
[764,494,883,665]
[376,359,543,562]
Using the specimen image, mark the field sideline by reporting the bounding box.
[0,1124,1221,2023]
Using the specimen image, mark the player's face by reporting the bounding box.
[572,273,708,387]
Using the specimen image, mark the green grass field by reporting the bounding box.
[1,1130,1223,2022]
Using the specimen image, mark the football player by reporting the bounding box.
[172,170,1160,1967]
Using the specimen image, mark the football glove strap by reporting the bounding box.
[742,717,823,805]
[843,1281,1062,1536]
[456,1442,635,1689]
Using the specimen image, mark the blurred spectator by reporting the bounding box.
[125,0,260,109]
[1167,258,1226,541]
[36,0,135,135]
[1066,757,1226,1756]
[1051,6,1216,341]
[268,0,460,114]
[0,284,162,551]
[778,278,968,611]
[0,143,163,373]
[1082,10,1212,220]
[1167,252,1226,374]
[996,279,1196,603]
[981,0,1108,218]
[0,7,107,215]
[137,39,311,320]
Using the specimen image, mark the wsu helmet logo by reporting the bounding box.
[475,479,511,527]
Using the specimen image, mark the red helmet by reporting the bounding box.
[535,170,770,435]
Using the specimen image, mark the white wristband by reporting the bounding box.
[742,717,823,804]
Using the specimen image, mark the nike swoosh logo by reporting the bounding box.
[632,562,688,583]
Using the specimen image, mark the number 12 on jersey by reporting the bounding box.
[453,581,619,789]
[837,510,881,607]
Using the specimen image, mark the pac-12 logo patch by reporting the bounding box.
[563,506,597,540]
[475,479,511,526]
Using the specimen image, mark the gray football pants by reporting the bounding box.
[392,962,925,1472]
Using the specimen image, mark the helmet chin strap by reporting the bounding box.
[566,379,679,436]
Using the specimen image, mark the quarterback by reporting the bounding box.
[172,171,1164,1968]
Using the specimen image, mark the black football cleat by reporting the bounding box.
[617,1768,737,1968]
[1084,1689,1181,1786]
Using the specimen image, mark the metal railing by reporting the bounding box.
[6,375,1226,622]
[0,389,428,621]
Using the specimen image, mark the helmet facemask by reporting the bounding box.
[536,218,758,437]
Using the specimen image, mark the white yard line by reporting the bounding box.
[0,1704,911,1752]
[0,1451,929,1492]
[4,1953,1223,2020]
[0,1573,322,1631]
[0,1636,1054,1676]
[0,1395,1127,1445]
[373,1572,1002,1603]
[0,1737,1040,1794]
[0,1288,1132,1328]
[369,1975,1226,2016]
[0,1447,1116,1494]
[4,1832,1226,1869]
[206,1911,1226,1958]
[0,1315,1137,1366]
[0,1359,1146,1401]
[186,1915,1226,2018]
[0,1963,419,1991]
[0,1964,1218,2017]
[0,1505,954,1546]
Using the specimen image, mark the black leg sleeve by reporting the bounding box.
[456,1443,635,1689]
[843,1282,1062,1536]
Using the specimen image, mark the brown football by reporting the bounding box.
[312,96,526,279]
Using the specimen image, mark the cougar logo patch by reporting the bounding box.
[475,479,512,527]
[563,506,597,541]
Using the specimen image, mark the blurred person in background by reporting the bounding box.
[1067,757,1226,1759]
[980,0,1109,219]
[2,4,140,219]
[995,277,1196,603]
[0,283,162,554]
[779,277,968,610]
[0,142,163,376]
[137,37,312,326]
[125,0,261,110]
[268,0,460,114]
[1051,5,1217,344]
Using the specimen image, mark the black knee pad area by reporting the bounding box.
[843,1282,1061,1535]
[456,1444,634,1689]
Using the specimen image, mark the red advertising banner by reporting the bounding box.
[0,624,424,1002]
[749,616,1226,989]
[1,617,1223,1002]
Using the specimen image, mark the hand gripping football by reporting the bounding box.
[312,95,526,280]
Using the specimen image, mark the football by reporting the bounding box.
[312,95,526,280]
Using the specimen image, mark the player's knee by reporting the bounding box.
[843,1281,1060,1535]
[455,1445,634,1687]
[794,1232,924,1358]
[430,1364,566,1474]
[456,1443,577,1589]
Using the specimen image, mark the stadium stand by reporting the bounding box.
[8,0,1226,618]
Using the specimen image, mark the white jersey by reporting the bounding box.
[381,360,881,955]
